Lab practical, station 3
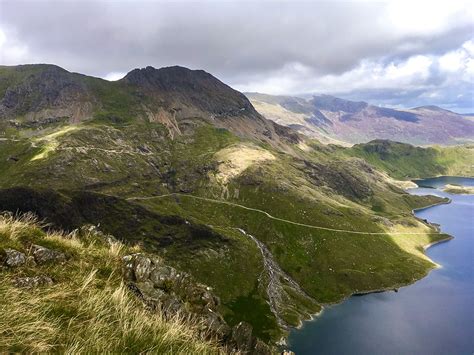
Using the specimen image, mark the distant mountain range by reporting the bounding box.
[246,93,474,146]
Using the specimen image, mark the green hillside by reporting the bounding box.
[349,140,474,179]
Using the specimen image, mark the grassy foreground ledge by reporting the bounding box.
[0,213,223,353]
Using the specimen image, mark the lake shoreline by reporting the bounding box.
[288,177,474,354]
[287,185,456,340]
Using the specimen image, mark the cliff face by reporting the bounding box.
[122,65,258,118]
[0,65,97,124]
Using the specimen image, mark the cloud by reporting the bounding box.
[0,28,29,64]
[0,0,472,111]
[104,72,126,81]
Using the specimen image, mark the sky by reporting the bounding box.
[0,0,473,112]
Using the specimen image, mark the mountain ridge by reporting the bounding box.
[0,64,301,149]
[247,92,474,145]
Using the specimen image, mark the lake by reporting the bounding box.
[288,176,474,355]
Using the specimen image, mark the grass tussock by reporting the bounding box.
[0,213,223,354]
[0,212,40,241]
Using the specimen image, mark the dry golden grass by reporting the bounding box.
[0,212,40,240]
[214,143,275,184]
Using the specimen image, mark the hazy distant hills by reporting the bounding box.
[246,93,474,146]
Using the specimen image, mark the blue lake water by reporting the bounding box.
[288,177,474,355]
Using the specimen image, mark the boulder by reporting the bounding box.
[149,264,177,289]
[3,248,27,267]
[30,244,66,265]
[231,322,254,352]
[122,253,158,282]
[135,280,166,301]
[79,225,119,246]
[13,275,53,288]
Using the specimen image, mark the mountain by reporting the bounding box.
[0,64,471,349]
[247,93,474,146]
[0,65,299,147]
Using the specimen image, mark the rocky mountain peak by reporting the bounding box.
[122,65,257,117]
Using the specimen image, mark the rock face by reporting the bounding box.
[121,65,295,146]
[30,244,67,265]
[122,253,272,353]
[122,66,258,119]
[123,254,225,331]
[0,64,96,123]
[2,248,27,267]
[231,321,254,352]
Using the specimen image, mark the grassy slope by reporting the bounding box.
[0,213,221,353]
[0,118,459,342]
[349,140,474,179]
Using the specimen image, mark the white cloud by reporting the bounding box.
[439,51,464,72]
[384,55,432,81]
[103,72,126,81]
[0,27,29,64]
[385,0,472,36]
[236,41,473,112]
[438,39,474,77]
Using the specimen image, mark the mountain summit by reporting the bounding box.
[122,65,257,118]
[0,64,297,145]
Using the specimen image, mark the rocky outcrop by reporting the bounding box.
[122,66,258,120]
[13,275,53,288]
[1,244,68,288]
[2,248,27,267]
[123,253,228,335]
[30,244,67,265]
[122,253,272,354]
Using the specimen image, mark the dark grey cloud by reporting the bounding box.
[0,0,473,112]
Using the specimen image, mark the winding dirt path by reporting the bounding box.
[127,193,442,236]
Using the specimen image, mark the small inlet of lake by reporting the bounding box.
[288,176,474,354]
